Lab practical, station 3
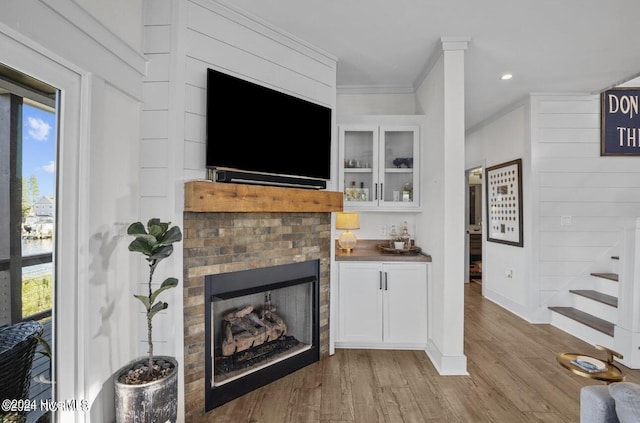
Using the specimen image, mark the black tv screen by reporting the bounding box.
[206,68,332,181]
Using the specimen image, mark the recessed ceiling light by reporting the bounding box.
[501,73,513,81]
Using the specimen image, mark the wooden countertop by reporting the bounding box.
[335,239,431,262]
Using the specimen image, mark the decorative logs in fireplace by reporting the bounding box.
[221,301,288,356]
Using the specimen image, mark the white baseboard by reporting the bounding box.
[425,340,468,375]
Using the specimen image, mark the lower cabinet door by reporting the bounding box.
[338,263,383,344]
[383,263,428,345]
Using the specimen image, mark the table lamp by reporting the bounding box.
[336,212,360,251]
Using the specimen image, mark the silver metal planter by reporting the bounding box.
[114,356,178,423]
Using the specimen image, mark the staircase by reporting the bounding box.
[548,257,619,350]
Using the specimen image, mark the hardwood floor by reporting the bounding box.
[203,282,640,422]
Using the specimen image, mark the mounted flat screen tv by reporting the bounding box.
[206,68,332,186]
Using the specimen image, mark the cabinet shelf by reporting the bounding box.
[344,168,373,173]
[384,168,414,173]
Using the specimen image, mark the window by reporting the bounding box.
[0,62,57,420]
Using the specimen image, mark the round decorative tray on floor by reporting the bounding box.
[377,244,422,255]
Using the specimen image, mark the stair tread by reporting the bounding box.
[590,272,619,282]
[569,290,618,308]
[548,306,615,337]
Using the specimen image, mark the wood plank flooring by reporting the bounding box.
[202,282,640,423]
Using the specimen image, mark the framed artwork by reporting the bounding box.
[486,159,523,247]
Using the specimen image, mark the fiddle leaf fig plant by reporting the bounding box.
[127,218,182,380]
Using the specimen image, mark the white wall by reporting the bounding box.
[76,0,144,51]
[336,92,416,117]
[85,80,142,422]
[139,0,182,374]
[465,104,531,317]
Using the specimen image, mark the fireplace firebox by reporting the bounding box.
[204,260,320,410]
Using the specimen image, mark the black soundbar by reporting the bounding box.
[212,169,327,190]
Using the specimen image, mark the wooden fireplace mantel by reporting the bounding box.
[184,180,344,213]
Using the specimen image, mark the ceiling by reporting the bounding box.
[228,0,640,130]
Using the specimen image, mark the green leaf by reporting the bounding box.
[148,221,168,239]
[160,277,179,289]
[157,226,182,245]
[130,233,157,244]
[148,301,168,320]
[149,277,178,304]
[128,238,154,256]
[127,222,147,235]
[133,232,157,241]
[134,294,151,310]
[149,244,173,261]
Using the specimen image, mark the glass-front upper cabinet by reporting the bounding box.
[339,119,420,211]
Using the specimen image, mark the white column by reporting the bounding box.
[442,37,469,372]
[423,37,470,375]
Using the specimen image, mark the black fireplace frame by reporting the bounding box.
[204,260,320,410]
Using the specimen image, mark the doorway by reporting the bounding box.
[0,62,58,422]
[465,165,483,285]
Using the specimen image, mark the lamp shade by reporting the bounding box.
[336,212,360,230]
[336,212,359,251]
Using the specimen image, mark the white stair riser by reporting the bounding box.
[549,312,614,350]
[611,260,619,275]
[572,296,617,323]
[594,278,619,297]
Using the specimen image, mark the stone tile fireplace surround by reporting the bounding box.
[182,181,342,420]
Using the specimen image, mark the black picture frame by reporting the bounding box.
[485,159,523,247]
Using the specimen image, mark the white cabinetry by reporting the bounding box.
[336,261,427,349]
[338,116,421,211]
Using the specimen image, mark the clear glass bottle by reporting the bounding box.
[402,182,412,202]
[388,224,399,248]
[400,221,411,248]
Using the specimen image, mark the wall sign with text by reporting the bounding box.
[601,87,640,155]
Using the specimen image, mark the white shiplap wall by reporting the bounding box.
[182,0,337,182]
[531,94,640,312]
[141,1,337,418]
